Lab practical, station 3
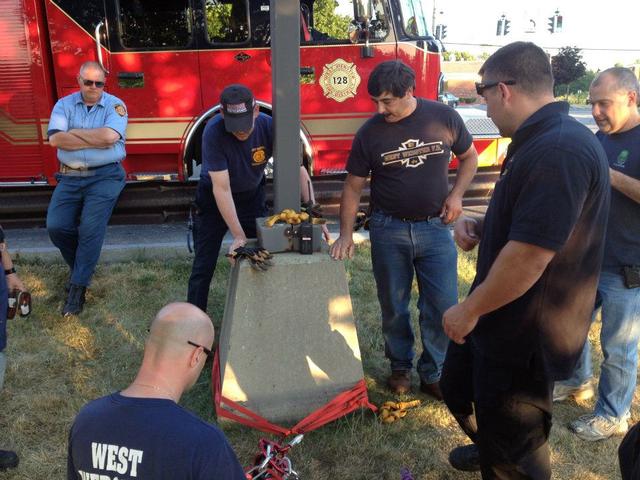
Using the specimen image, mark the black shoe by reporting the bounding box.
[449,444,481,472]
[62,284,86,317]
[0,450,18,471]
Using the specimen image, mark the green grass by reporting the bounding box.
[0,246,630,479]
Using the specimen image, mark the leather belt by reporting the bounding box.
[59,163,112,176]
[395,214,439,222]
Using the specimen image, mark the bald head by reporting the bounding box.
[147,302,214,359]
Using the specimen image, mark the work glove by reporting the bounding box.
[226,247,273,271]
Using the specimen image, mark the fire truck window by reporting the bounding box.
[53,0,105,36]
[306,0,353,43]
[397,0,429,37]
[118,0,191,49]
[306,0,388,44]
[205,0,249,44]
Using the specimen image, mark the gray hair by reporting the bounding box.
[79,61,107,77]
[591,67,640,101]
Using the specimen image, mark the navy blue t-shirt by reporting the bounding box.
[200,113,273,193]
[598,124,640,268]
[67,393,246,480]
[469,102,610,380]
[347,98,472,218]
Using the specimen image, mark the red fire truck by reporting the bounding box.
[1,0,505,186]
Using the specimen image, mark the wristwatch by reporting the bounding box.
[4,267,16,275]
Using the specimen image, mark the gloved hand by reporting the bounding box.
[226,247,273,271]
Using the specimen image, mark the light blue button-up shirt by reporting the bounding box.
[48,91,127,169]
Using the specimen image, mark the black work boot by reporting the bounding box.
[448,444,481,472]
[62,284,86,317]
[0,450,18,471]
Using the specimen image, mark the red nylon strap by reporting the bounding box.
[212,348,377,437]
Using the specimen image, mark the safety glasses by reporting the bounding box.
[475,80,516,96]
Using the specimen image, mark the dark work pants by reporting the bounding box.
[441,341,553,480]
[619,421,640,480]
[186,181,267,312]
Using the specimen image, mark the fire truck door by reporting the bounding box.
[104,0,203,178]
[298,0,396,173]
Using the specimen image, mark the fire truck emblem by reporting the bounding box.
[114,104,127,117]
[381,140,444,168]
[319,59,361,103]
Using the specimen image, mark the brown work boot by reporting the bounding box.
[387,370,412,394]
[420,380,443,401]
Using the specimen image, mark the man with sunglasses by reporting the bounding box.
[440,42,610,478]
[187,84,328,312]
[47,61,128,317]
[67,302,246,480]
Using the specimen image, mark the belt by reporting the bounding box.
[59,163,114,176]
[374,209,439,222]
[395,214,439,222]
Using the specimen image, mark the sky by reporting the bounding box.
[424,0,640,70]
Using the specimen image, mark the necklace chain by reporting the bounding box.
[131,382,174,397]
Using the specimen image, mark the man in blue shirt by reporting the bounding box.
[187,84,328,312]
[67,302,246,480]
[47,61,127,316]
[554,67,640,442]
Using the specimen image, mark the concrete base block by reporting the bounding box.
[218,252,365,424]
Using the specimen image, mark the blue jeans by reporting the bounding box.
[561,269,640,420]
[369,211,458,383]
[46,163,125,287]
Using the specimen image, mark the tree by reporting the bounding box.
[552,46,587,98]
[313,0,352,39]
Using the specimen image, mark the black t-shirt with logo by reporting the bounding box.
[470,102,610,380]
[347,98,473,218]
[598,124,640,268]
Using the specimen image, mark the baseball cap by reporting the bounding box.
[220,84,256,133]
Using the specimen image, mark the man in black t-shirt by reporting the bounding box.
[330,60,478,398]
[440,42,610,479]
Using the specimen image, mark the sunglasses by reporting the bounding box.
[81,78,105,88]
[187,340,214,359]
[475,80,516,96]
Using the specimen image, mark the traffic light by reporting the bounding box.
[548,10,561,33]
[503,19,511,35]
[496,18,503,36]
[435,24,447,40]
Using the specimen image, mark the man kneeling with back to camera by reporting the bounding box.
[67,302,246,479]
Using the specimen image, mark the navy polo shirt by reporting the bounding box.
[469,102,610,379]
[200,113,273,193]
